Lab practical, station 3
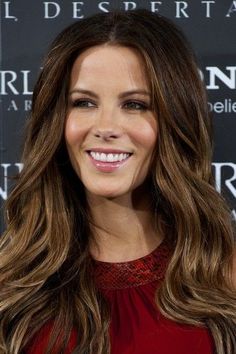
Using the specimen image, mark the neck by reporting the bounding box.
[87,185,163,262]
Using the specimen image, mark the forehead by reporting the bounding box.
[69,44,150,90]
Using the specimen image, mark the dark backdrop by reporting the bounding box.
[1,0,236,232]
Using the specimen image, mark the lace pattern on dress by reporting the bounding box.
[91,238,173,289]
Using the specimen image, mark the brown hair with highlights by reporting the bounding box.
[0,9,235,354]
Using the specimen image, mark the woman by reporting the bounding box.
[0,9,235,354]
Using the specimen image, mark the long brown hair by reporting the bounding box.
[0,9,235,354]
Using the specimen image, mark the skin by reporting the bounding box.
[65,45,163,262]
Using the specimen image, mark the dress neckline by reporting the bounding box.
[91,237,173,290]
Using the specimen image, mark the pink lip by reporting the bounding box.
[87,152,132,173]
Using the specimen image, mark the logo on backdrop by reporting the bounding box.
[0,70,33,111]
[0,162,235,220]
[1,66,235,113]
[2,1,236,20]
[199,67,236,115]
[212,163,236,220]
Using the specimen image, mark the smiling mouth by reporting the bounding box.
[86,150,133,173]
[87,151,133,163]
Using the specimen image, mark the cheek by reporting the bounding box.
[131,119,158,153]
[65,116,79,147]
[64,116,85,175]
[64,114,87,148]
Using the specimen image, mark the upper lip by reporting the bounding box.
[87,148,132,154]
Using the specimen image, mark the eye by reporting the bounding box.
[71,99,96,108]
[123,101,148,111]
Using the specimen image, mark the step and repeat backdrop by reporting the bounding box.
[0,0,236,232]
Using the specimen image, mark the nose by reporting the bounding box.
[93,107,123,140]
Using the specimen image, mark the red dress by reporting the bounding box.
[25,238,215,353]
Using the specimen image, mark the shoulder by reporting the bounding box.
[24,321,77,354]
[24,322,53,354]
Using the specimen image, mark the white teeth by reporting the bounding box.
[90,151,130,162]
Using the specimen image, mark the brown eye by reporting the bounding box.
[72,99,96,108]
[123,101,148,111]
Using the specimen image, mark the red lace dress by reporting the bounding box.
[25,238,215,353]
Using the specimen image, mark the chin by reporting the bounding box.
[86,185,131,199]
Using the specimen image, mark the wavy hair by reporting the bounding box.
[0,9,235,354]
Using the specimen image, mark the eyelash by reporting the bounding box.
[71,99,149,111]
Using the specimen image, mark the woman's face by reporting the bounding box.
[65,45,158,199]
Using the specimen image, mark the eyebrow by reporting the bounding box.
[69,88,151,99]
